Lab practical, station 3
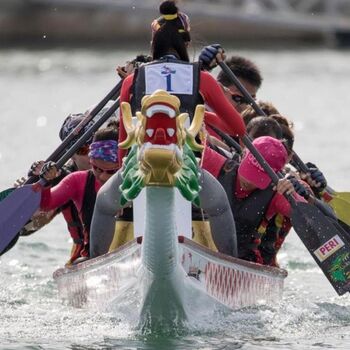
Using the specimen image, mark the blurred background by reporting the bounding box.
[2,0,350,48]
[1,2,350,349]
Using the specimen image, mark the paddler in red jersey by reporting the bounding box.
[105,0,245,254]
[117,1,245,166]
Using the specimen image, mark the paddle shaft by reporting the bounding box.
[290,152,338,196]
[218,61,314,177]
[24,80,122,184]
[55,98,120,169]
[215,126,340,219]
[209,125,242,153]
[218,61,265,115]
[213,128,348,213]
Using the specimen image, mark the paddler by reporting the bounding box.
[201,135,307,263]
[37,126,120,264]
[96,0,245,254]
[199,45,262,113]
[199,45,330,265]
[118,0,245,164]
[244,109,330,266]
[10,114,96,260]
[118,1,246,252]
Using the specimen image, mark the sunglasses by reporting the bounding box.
[76,145,90,156]
[91,163,119,175]
[223,87,250,105]
[230,94,249,105]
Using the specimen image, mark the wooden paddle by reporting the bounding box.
[242,135,350,295]
[0,98,121,255]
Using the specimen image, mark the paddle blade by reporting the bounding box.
[0,187,14,202]
[333,191,350,203]
[327,195,350,226]
[0,185,41,255]
[291,201,350,295]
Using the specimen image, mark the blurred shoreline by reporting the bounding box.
[2,0,350,48]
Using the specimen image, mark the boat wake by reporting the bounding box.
[99,263,247,337]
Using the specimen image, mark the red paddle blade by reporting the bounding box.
[0,184,41,255]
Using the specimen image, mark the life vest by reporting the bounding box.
[130,57,202,120]
[60,161,84,245]
[79,170,97,257]
[61,202,84,245]
[116,206,133,221]
[65,171,97,265]
[56,163,84,265]
[218,159,275,263]
[259,214,292,266]
[61,201,85,266]
[108,206,134,251]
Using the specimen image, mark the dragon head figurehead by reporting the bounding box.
[119,89,204,206]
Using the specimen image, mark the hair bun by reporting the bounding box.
[159,1,178,15]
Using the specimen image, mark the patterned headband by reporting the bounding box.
[88,140,118,163]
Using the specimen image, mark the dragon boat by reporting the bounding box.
[53,90,287,330]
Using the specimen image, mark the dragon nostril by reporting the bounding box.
[154,128,166,142]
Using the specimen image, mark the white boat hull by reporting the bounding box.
[53,237,287,312]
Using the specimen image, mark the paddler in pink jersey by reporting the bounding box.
[39,127,120,261]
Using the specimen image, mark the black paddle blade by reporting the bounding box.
[291,201,350,295]
[336,219,350,245]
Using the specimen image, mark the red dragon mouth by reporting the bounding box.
[143,103,177,146]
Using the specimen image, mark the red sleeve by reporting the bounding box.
[40,172,88,212]
[118,74,134,166]
[204,111,232,139]
[200,143,227,178]
[199,71,246,137]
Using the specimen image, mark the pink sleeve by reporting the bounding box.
[266,192,307,219]
[40,171,88,212]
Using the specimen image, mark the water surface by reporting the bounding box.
[0,47,349,349]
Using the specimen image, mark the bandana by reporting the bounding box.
[88,140,118,163]
[59,113,95,146]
